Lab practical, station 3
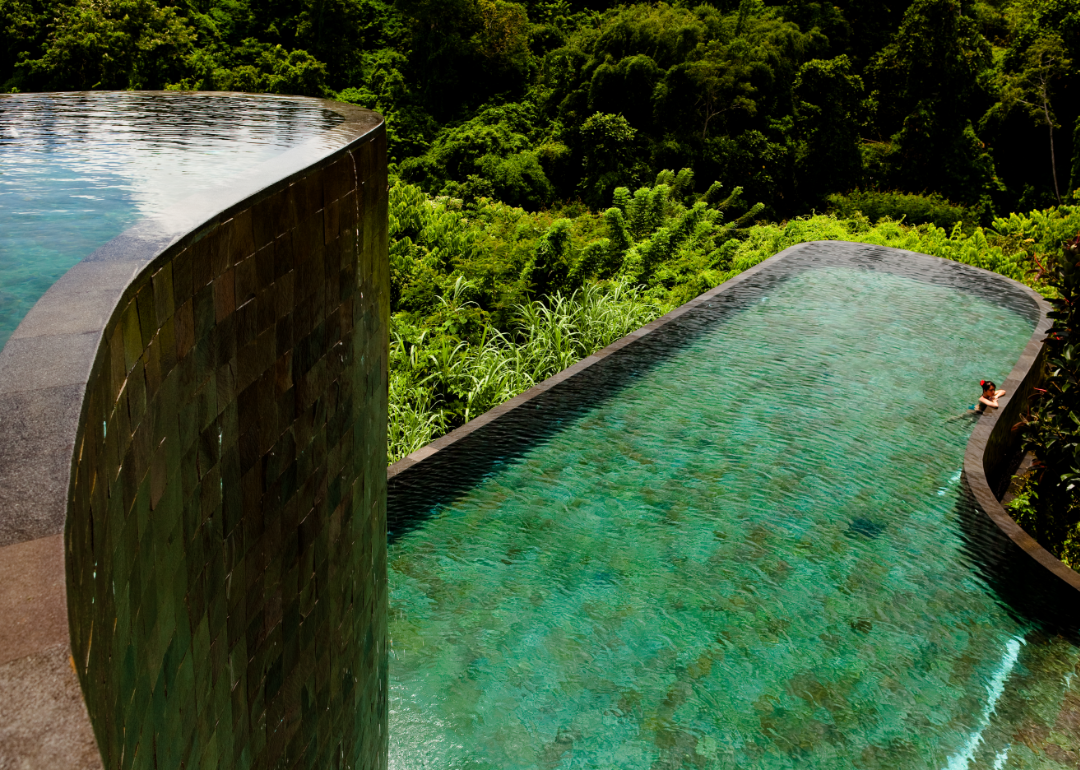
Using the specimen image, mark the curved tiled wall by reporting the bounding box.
[962,294,1080,596]
[0,97,388,770]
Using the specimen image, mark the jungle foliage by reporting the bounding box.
[4,0,1080,217]
[385,170,1080,462]
[1011,230,1080,568]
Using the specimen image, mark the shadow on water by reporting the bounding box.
[389,245,1045,546]
[955,481,1080,641]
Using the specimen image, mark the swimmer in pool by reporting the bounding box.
[947,379,1008,422]
[973,380,1006,414]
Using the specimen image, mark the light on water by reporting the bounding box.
[0,91,340,349]
[388,268,1080,769]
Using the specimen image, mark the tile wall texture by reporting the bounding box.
[63,125,389,770]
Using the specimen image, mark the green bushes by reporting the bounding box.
[826,190,972,231]
[1012,231,1080,568]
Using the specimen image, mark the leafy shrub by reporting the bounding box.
[1018,231,1080,567]
[826,189,972,230]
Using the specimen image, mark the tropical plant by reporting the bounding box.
[826,190,972,230]
[387,280,665,462]
[1017,231,1080,565]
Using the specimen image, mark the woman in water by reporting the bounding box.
[974,380,1006,414]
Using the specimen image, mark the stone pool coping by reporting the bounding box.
[961,295,1080,593]
[0,93,384,768]
[388,240,1080,596]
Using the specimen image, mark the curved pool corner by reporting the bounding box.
[960,278,1080,597]
[0,94,390,770]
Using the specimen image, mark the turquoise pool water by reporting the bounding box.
[387,265,1080,769]
[0,92,340,350]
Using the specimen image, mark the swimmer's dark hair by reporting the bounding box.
[980,380,996,391]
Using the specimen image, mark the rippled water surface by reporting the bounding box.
[388,267,1080,769]
[0,92,340,349]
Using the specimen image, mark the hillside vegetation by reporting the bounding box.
[387,181,1079,460]
[4,0,1078,217]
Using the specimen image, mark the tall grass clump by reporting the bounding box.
[387,281,665,463]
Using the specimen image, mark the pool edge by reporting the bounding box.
[961,293,1080,593]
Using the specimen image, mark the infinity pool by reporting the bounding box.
[387,255,1080,769]
[0,92,340,349]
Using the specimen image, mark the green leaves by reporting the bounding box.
[577,112,641,207]
[398,102,555,209]
[3,0,1075,212]
[387,280,664,462]
[994,31,1072,204]
[866,0,1000,207]
[17,0,195,90]
[826,189,971,230]
[793,55,864,205]
[1013,229,1080,565]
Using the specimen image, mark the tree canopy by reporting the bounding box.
[4,0,1078,216]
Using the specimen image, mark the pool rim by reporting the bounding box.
[387,239,1080,595]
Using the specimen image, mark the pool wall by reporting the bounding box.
[0,96,389,770]
[963,295,1080,596]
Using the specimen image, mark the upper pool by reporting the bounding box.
[0,91,341,350]
[387,245,1080,769]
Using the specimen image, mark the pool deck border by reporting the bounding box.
[388,240,1080,597]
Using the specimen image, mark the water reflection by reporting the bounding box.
[0,91,341,348]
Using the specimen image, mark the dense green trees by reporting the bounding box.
[5,0,1078,215]
[792,54,863,204]
[867,0,997,212]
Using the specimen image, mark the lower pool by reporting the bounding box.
[387,254,1080,769]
